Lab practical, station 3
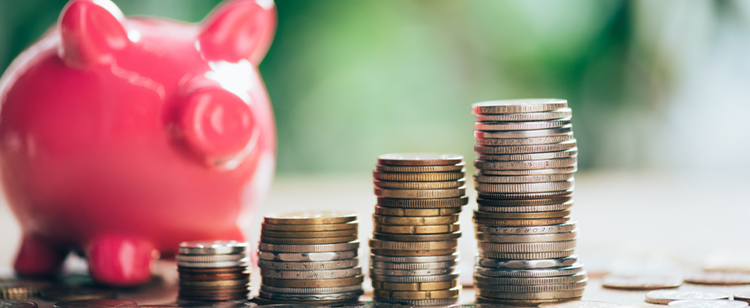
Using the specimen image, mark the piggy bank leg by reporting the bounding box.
[14,234,68,277]
[86,235,155,286]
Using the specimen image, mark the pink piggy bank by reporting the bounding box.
[0,0,277,286]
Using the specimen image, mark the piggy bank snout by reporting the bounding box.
[178,88,256,163]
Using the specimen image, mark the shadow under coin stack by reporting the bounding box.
[470,99,587,306]
[370,153,466,306]
[178,240,250,301]
[256,211,364,305]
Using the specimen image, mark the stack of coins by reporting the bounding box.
[256,211,364,305]
[369,154,466,306]
[470,99,587,306]
[177,240,250,301]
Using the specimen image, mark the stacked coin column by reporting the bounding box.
[369,154,467,307]
[177,241,250,301]
[470,99,587,306]
[256,212,364,305]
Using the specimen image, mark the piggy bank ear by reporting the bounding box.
[59,0,129,68]
[178,88,256,164]
[198,0,277,65]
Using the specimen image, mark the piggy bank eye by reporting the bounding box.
[178,89,255,163]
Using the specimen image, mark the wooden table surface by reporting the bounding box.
[1,170,749,306]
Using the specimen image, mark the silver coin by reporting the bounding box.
[477,288,584,300]
[258,258,359,270]
[176,254,246,263]
[477,197,573,207]
[645,290,732,305]
[474,126,573,139]
[259,267,362,279]
[474,264,584,278]
[474,272,588,285]
[475,180,574,194]
[473,173,574,184]
[370,260,456,270]
[370,253,459,263]
[476,256,578,269]
[260,285,363,295]
[374,298,458,306]
[472,99,568,114]
[369,272,459,283]
[478,240,576,253]
[479,166,577,176]
[258,241,359,253]
[538,300,621,308]
[474,118,571,131]
[476,223,577,235]
[475,134,574,146]
[369,267,455,276]
[477,231,577,243]
[478,148,578,161]
[475,108,572,122]
[668,300,749,307]
[478,202,573,213]
[0,301,37,308]
[479,250,575,260]
[257,250,358,262]
[475,280,587,292]
[178,259,249,268]
[474,158,577,170]
[179,240,248,255]
[258,290,363,301]
[478,189,574,200]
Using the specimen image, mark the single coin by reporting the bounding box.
[475,119,571,131]
[474,173,574,184]
[475,264,584,278]
[538,300,621,307]
[475,181,574,194]
[179,240,248,255]
[478,189,574,200]
[474,140,577,155]
[479,250,576,260]
[472,217,570,227]
[378,153,463,166]
[258,250,357,262]
[602,274,683,290]
[374,287,460,300]
[476,256,578,269]
[374,179,465,190]
[373,171,465,182]
[645,290,732,305]
[258,258,359,270]
[371,248,457,257]
[373,298,458,306]
[474,210,571,219]
[668,300,749,307]
[480,167,577,176]
[375,206,461,217]
[478,240,577,253]
[373,214,459,225]
[476,297,580,306]
[372,231,461,242]
[260,229,357,238]
[261,221,358,232]
[371,253,459,263]
[474,280,587,293]
[375,223,460,234]
[176,254,246,263]
[260,285,363,295]
[369,267,455,276]
[258,290,363,302]
[264,211,357,225]
[40,286,116,301]
[479,148,579,161]
[477,289,584,300]
[478,202,573,213]
[474,158,577,170]
[370,273,459,283]
[376,164,465,173]
[685,270,750,285]
[370,260,456,270]
[474,272,587,285]
[374,187,466,199]
[377,197,468,208]
[260,236,358,245]
[177,259,248,268]
[372,280,458,291]
[179,272,249,281]
[368,239,457,250]
[0,301,37,308]
[475,108,572,122]
[477,197,573,207]
[179,279,249,287]
[474,126,573,139]
[736,292,750,303]
[261,275,364,288]
[260,267,362,279]
[477,231,577,243]
[476,222,577,234]
[258,241,359,253]
[475,134,574,146]
[53,300,137,308]
[472,99,568,114]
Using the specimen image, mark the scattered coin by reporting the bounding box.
[736,292,750,304]
[0,300,38,308]
[602,274,683,290]
[684,270,750,285]
[668,300,749,307]
[645,290,731,305]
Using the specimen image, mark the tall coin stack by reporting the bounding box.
[370,154,466,306]
[178,240,250,301]
[256,211,364,305]
[470,99,587,306]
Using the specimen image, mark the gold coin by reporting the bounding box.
[374,179,465,190]
[378,153,464,166]
[371,248,457,257]
[375,206,461,217]
[374,287,460,300]
[472,217,570,226]
[373,214,460,226]
[264,211,357,225]
[261,275,364,288]
[373,231,462,242]
[260,236,358,245]
[260,229,357,238]
[373,171,465,182]
[473,210,571,219]
[376,163,465,173]
[374,187,466,199]
[368,239,457,250]
[372,279,458,291]
[377,197,468,208]
[375,223,460,234]
[261,221,358,232]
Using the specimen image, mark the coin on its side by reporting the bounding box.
[474,173,574,184]
[373,298,459,307]
[373,171,464,182]
[372,279,458,291]
[375,206,461,217]
[373,231,461,242]
[474,272,587,285]
[375,223,460,234]
[645,290,732,305]
[258,258,360,270]
[261,275,364,288]
[371,248,457,257]
[374,214,460,226]
[260,236,358,245]
[476,289,584,300]
[478,250,575,260]
[261,221,358,232]
[602,274,683,290]
[478,202,573,213]
[476,222,577,235]
[258,241,359,253]
[260,229,357,238]
[474,118,571,131]
[472,217,570,227]
[475,264,584,278]
[264,211,357,225]
[684,270,750,285]
[475,134,574,146]
[258,250,357,262]
[376,164,465,173]
[478,148,578,161]
[480,167,577,176]
[179,240,248,255]
[475,108,572,122]
[478,240,577,253]
[472,99,568,114]
[474,126,573,140]
[259,267,362,280]
[474,210,571,219]
[377,197,468,208]
[378,153,463,166]
[369,273,459,283]
[373,287,460,300]
[474,158,577,170]
[477,197,573,207]
[478,189,574,200]
[476,256,578,269]
[475,181,574,194]
[477,231,577,243]
[373,179,465,190]
[374,187,466,199]
[475,296,580,306]
[368,239,457,251]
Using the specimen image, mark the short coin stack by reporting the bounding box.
[470,99,587,306]
[256,211,364,305]
[177,240,250,301]
[369,153,466,306]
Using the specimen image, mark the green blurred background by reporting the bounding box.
[2,0,749,174]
